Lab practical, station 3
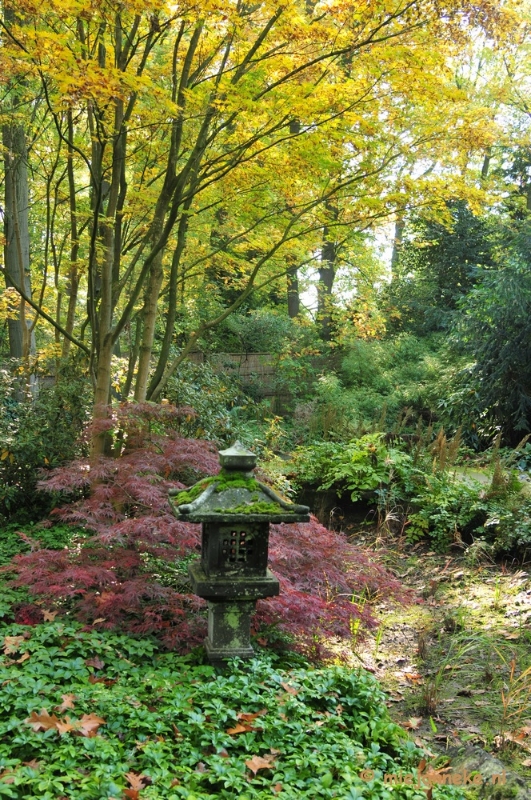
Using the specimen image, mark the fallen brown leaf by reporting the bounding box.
[55,719,76,735]
[245,754,276,774]
[280,682,298,695]
[88,675,116,686]
[25,709,61,732]
[16,653,30,663]
[85,656,105,670]
[3,636,24,655]
[403,717,423,730]
[227,722,254,735]
[77,713,106,737]
[125,772,148,791]
[237,709,267,723]
[42,610,57,622]
[56,694,76,712]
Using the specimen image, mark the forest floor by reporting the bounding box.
[349,526,531,797]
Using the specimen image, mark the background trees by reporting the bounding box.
[0,0,521,444]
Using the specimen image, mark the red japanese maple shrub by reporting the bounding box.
[6,402,411,656]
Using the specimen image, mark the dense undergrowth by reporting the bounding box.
[0,620,467,800]
[277,431,531,557]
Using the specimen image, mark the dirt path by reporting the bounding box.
[350,528,531,797]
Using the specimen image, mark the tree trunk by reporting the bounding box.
[62,110,81,358]
[390,215,405,279]
[287,264,300,318]
[317,223,337,342]
[134,250,164,401]
[3,119,37,394]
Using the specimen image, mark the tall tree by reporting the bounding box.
[0,0,522,450]
[2,5,36,381]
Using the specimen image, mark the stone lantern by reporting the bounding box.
[169,442,310,663]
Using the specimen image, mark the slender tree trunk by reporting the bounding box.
[287,264,300,318]
[62,110,81,358]
[481,146,491,181]
[390,215,405,279]
[3,120,37,396]
[2,6,36,386]
[317,221,337,342]
[134,255,164,401]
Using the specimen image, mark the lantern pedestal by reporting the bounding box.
[205,600,256,663]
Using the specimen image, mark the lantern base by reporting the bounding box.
[205,599,256,664]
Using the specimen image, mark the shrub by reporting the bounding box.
[291,434,415,503]
[165,360,250,443]
[0,362,91,522]
[3,403,410,658]
[294,334,446,442]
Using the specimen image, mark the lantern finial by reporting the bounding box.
[218,441,257,471]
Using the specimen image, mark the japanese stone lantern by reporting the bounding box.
[169,442,310,663]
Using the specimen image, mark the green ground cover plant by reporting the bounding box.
[0,620,468,800]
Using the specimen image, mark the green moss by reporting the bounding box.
[213,501,281,514]
[172,476,215,506]
[213,469,260,493]
[172,471,262,507]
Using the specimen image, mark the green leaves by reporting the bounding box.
[0,620,464,799]
[293,434,401,501]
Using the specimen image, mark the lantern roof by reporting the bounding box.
[169,441,310,523]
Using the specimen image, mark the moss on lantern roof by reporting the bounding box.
[170,476,216,507]
[170,474,309,521]
[168,441,310,522]
[170,470,262,508]
[212,501,281,515]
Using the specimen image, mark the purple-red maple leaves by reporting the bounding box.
[5,402,410,657]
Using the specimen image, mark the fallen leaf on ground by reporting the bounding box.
[88,675,116,686]
[56,694,76,712]
[403,717,423,730]
[245,754,276,774]
[77,713,106,737]
[55,718,76,735]
[125,772,149,791]
[85,656,105,669]
[237,710,267,723]
[42,610,57,622]
[280,682,298,695]
[25,709,61,732]
[404,672,423,683]
[227,723,255,735]
[16,653,30,663]
[3,636,24,655]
